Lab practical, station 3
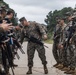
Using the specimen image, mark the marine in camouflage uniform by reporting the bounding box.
[53,18,68,69]
[59,26,66,63]
[57,18,67,68]
[57,17,76,73]
[0,23,13,74]
[60,20,71,71]
[19,17,48,74]
[52,21,62,67]
[64,13,76,74]
[0,8,7,74]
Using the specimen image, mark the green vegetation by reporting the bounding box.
[44,7,76,43]
[45,7,74,39]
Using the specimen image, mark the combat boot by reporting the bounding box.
[55,63,63,68]
[64,68,75,74]
[57,65,64,69]
[53,63,59,67]
[60,66,70,71]
[26,67,32,74]
[43,65,48,74]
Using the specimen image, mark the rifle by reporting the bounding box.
[16,53,20,59]
[25,35,48,48]
[14,50,20,59]
[6,43,15,75]
[8,31,25,54]
[1,41,15,75]
[19,47,25,54]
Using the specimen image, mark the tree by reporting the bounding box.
[45,7,73,33]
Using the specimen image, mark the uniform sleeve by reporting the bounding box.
[35,23,47,36]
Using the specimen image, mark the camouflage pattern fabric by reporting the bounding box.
[20,21,47,67]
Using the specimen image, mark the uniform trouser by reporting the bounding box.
[62,43,69,67]
[62,44,75,67]
[27,42,47,67]
[58,49,64,64]
[52,43,60,63]
[62,48,68,66]
[67,44,75,68]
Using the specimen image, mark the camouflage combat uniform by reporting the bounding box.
[61,23,70,67]
[61,20,75,68]
[67,21,76,69]
[21,21,47,67]
[58,23,67,65]
[52,24,61,64]
[71,31,76,68]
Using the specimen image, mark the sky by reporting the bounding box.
[4,0,76,24]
